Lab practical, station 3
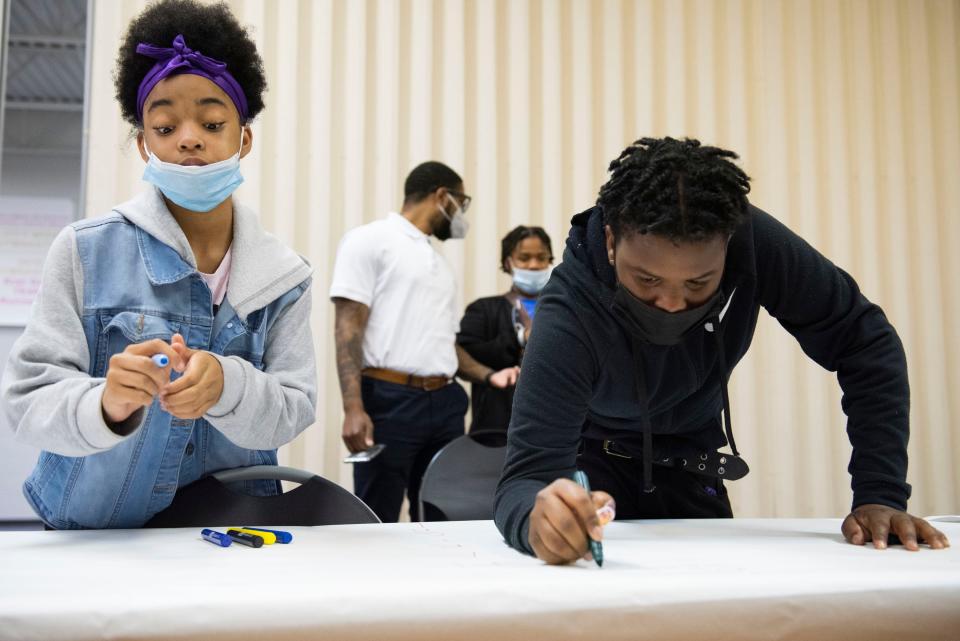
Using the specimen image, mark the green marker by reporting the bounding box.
[573,469,603,567]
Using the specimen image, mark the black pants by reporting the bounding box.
[353,377,468,523]
[577,439,733,519]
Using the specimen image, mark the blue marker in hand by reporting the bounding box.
[151,354,169,368]
[573,470,604,567]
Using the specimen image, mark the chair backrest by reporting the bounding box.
[418,432,507,521]
[144,465,380,528]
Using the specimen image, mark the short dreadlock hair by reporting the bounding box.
[597,137,751,242]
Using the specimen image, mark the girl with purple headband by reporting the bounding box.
[0,0,318,529]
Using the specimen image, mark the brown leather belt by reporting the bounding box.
[362,367,452,392]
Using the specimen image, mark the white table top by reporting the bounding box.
[1,518,958,641]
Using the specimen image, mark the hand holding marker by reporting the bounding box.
[99,338,183,425]
[573,470,616,567]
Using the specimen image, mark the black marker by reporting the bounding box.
[226,529,264,548]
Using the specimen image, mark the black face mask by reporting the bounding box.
[433,204,453,241]
[612,284,726,346]
[434,218,452,241]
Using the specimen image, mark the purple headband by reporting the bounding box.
[135,34,249,123]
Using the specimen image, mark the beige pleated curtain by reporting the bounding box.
[85,0,959,518]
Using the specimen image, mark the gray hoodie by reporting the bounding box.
[1,186,317,457]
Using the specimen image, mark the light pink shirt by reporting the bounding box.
[199,246,232,306]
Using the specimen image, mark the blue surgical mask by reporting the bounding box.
[142,142,244,212]
[511,265,552,295]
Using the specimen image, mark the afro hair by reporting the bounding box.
[114,0,266,126]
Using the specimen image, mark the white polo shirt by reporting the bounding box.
[329,212,460,377]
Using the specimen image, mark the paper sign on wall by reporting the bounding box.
[0,196,75,326]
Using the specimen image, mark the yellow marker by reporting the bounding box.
[228,527,277,545]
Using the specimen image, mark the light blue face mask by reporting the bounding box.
[141,141,244,212]
[511,265,552,295]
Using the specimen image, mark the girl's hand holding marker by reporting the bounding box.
[101,333,224,428]
[101,337,185,426]
[159,334,225,420]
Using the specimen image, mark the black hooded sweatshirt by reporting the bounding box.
[494,204,911,555]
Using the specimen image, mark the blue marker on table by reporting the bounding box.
[151,354,170,368]
[201,528,232,547]
[573,470,604,567]
[242,527,293,544]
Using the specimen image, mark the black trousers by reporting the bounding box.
[353,377,468,523]
[577,439,734,519]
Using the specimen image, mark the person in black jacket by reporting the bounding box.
[494,137,950,564]
[457,227,554,434]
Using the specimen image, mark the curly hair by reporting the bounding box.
[500,226,553,273]
[114,0,266,126]
[597,137,752,242]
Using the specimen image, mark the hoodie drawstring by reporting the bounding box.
[629,335,657,494]
[707,316,740,457]
[629,312,742,494]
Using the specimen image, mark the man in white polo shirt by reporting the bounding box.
[330,161,519,522]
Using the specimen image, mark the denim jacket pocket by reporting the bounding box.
[93,311,183,376]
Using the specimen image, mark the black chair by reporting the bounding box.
[144,465,380,527]
[418,431,508,521]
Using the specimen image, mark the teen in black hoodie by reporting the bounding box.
[494,137,949,563]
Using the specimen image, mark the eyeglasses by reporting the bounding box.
[447,190,472,213]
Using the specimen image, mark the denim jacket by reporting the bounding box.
[0,188,317,528]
